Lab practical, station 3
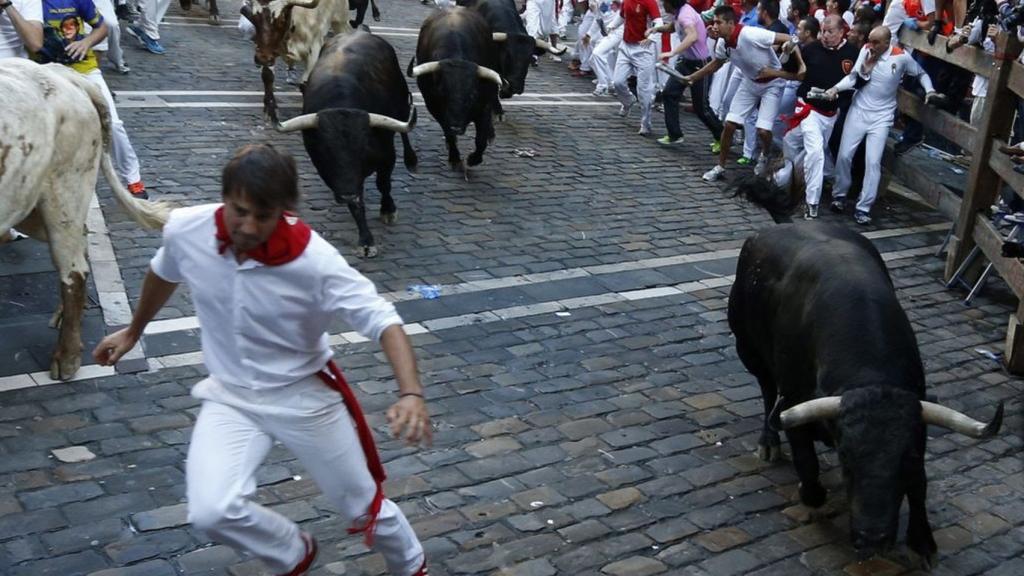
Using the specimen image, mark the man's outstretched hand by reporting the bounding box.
[387,395,432,446]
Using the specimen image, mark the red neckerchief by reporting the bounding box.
[214,205,312,266]
[727,23,744,48]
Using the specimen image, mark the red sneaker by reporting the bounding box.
[127,181,149,200]
[278,532,317,576]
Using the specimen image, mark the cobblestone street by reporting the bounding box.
[0,1,1022,574]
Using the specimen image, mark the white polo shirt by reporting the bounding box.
[150,204,403,389]
[714,26,781,82]
[835,45,933,116]
[0,0,43,59]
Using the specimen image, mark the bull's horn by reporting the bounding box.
[367,112,414,133]
[476,65,506,88]
[776,397,842,430]
[285,0,320,8]
[535,38,568,55]
[493,32,508,42]
[276,113,319,132]
[411,61,442,77]
[921,400,1004,438]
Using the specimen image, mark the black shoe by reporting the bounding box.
[928,21,944,45]
[894,138,921,156]
[830,198,846,213]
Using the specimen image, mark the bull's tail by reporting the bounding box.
[731,170,802,225]
[100,155,171,230]
[402,108,419,173]
[63,66,171,230]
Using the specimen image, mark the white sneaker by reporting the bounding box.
[618,99,636,117]
[702,165,726,182]
[754,154,768,177]
[592,86,608,96]
[549,54,562,63]
[638,124,652,136]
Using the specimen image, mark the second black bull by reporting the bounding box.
[277,31,417,258]
[409,7,507,172]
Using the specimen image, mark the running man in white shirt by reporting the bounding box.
[683,5,794,181]
[0,0,42,58]
[824,25,937,225]
[94,145,430,576]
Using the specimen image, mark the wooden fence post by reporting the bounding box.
[944,33,1022,281]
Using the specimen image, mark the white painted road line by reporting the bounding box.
[3,241,940,387]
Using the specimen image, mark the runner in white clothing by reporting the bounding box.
[682,5,794,181]
[0,0,42,59]
[824,25,937,225]
[94,145,432,576]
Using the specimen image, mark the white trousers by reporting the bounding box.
[186,375,424,575]
[722,72,767,158]
[774,106,837,206]
[772,80,799,149]
[82,69,141,185]
[710,62,731,118]
[91,0,125,69]
[833,105,890,213]
[576,13,601,71]
[613,41,657,130]
[137,0,171,40]
[524,0,558,39]
[591,28,622,90]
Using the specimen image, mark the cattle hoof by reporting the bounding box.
[209,14,220,25]
[359,245,379,258]
[757,443,782,462]
[380,211,398,225]
[50,355,81,381]
[798,481,827,508]
[467,152,483,167]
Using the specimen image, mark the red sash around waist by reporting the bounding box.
[316,360,386,547]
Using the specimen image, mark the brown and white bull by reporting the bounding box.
[241,0,351,124]
[0,59,169,380]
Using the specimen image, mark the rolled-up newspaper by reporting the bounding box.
[655,62,689,83]
[805,87,837,101]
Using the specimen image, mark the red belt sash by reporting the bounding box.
[316,360,386,547]
[783,99,837,133]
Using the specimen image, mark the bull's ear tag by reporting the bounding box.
[768,396,785,432]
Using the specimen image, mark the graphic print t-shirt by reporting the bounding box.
[40,0,103,74]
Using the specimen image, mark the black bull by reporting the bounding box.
[728,182,1003,566]
[458,0,566,104]
[277,32,417,258]
[409,8,506,172]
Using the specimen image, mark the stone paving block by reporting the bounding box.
[103,529,192,564]
[601,555,667,576]
[130,503,189,532]
[0,508,67,538]
[175,544,240,574]
[695,526,752,552]
[87,559,178,576]
[18,481,105,510]
[8,549,108,576]
[465,436,523,458]
[596,487,644,511]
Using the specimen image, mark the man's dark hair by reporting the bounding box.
[663,0,684,13]
[715,5,737,20]
[790,0,810,19]
[801,16,821,38]
[222,144,300,211]
[854,4,877,25]
[834,0,850,13]
[759,0,780,20]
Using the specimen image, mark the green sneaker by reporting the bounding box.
[737,156,753,166]
[710,140,721,154]
[656,135,684,146]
